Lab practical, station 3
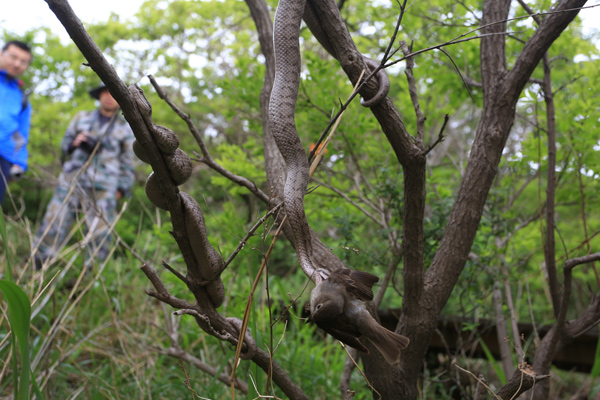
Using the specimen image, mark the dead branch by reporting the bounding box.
[148,75,270,204]
[400,40,426,143]
[495,363,550,399]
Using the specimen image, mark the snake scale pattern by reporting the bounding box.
[269,0,320,280]
[130,84,224,307]
[268,0,391,282]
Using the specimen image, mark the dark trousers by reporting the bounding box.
[0,156,12,205]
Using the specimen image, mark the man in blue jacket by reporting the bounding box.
[0,40,32,204]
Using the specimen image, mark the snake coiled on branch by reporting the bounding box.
[129,84,190,209]
[130,84,225,308]
[302,0,390,107]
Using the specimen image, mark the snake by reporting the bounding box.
[269,0,325,282]
[268,0,390,282]
[130,84,192,208]
[360,57,390,107]
[144,172,169,210]
[130,85,180,153]
[302,0,390,107]
[131,84,227,309]
[179,191,226,307]
[164,148,193,185]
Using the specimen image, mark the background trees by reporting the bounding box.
[1,0,600,398]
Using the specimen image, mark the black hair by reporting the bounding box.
[2,40,32,54]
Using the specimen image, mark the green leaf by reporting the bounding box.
[477,335,506,385]
[0,280,32,400]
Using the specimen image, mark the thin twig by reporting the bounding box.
[400,40,426,142]
[385,5,600,69]
[439,47,476,104]
[230,216,287,398]
[454,364,502,400]
[148,75,270,204]
[423,114,449,156]
[340,343,382,399]
[223,203,283,268]
[312,177,383,226]
[309,69,365,173]
[162,261,189,284]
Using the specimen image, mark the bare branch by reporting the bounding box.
[564,252,600,270]
[312,177,384,227]
[141,264,198,310]
[422,114,449,157]
[161,261,188,284]
[400,40,426,143]
[223,203,283,268]
[148,75,270,204]
[439,47,476,104]
[495,363,550,399]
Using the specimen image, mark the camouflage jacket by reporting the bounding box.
[58,109,135,196]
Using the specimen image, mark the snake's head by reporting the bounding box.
[312,268,330,286]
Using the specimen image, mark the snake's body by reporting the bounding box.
[269,0,389,280]
[269,0,318,279]
[130,84,224,307]
[302,1,390,107]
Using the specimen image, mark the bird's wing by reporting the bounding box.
[328,268,379,301]
[322,326,369,353]
[313,307,368,352]
[348,270,379,300]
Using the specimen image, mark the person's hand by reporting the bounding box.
[9,165,24,181]
[72,132,89,147]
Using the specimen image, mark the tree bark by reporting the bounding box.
[300,0,589,398]
[496,365,549,400]
[393,1,588,398]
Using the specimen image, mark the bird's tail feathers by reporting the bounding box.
[366,324,410,364]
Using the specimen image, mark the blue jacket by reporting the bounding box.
[0,70,32,170]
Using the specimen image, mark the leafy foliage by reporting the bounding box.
[1,0,599,398]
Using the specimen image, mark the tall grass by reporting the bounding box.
[2,196,598,399]
[0,198,356,399]
[0,210,42,399]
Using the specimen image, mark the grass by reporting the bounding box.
[1,196,599,399]
[0,203,357,399]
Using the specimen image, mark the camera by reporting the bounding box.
[9,164,24,180]
[79,137,101,154]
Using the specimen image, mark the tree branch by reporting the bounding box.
[495,363,550,399]
[45,2,310,398]
[148,75,270,204]
[532,252,600,398]
[400,40,426,144]
[506,0,588,99]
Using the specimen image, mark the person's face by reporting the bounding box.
[99,89,119,112]
[0,44,32,78]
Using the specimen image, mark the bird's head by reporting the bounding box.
[308,290,344,324]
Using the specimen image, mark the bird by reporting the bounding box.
[307,268,410,364]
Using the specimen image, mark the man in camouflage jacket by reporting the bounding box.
[34,84,135,269]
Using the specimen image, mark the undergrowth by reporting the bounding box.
[1,197,598,399]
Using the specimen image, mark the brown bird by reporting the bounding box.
[308,268,410,364]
